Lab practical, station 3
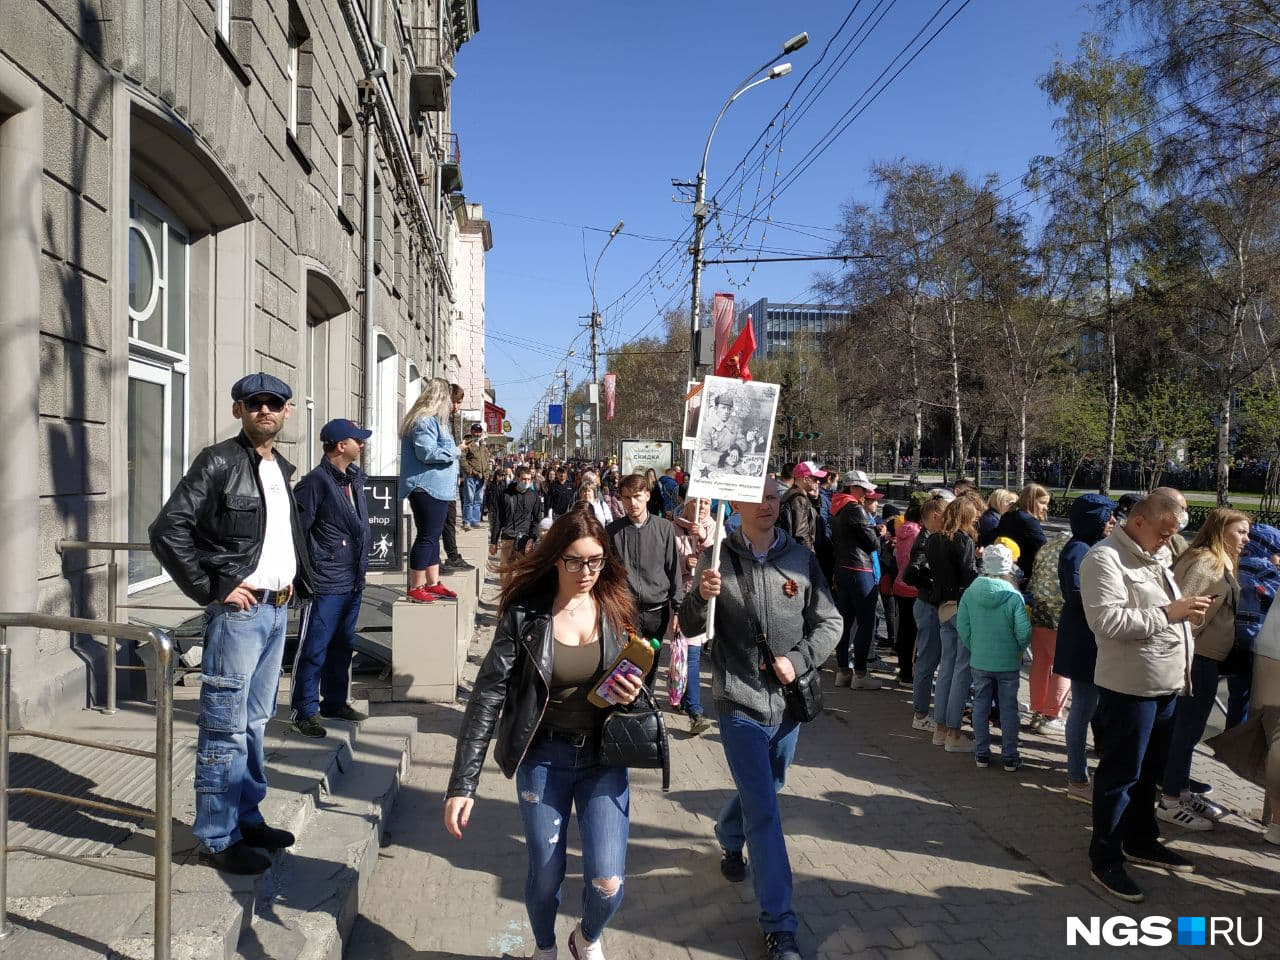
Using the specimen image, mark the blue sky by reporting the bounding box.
[452,0,1107,430]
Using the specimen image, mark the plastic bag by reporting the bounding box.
[667,631,689,708]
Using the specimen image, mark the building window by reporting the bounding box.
[374,333,399,474]
[127,185,189,588]
[286,2,314,159]
[287,37,299,135]
[216,0,230,39]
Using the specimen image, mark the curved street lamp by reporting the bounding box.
[689,33,807,380]
[589,219,624,461]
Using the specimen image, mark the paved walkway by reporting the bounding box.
[348,558,1279,960]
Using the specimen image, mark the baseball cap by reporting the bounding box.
[319,418,372,444]
[840,469,877,491]
[231,372,292,403]
[793,460,827,479]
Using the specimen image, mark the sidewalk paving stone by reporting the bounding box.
[347,546,1280,960]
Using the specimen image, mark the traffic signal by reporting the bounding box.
[793,431,803,439]
[806,432,822,441]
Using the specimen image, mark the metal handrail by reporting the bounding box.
[56,539,153,714]
[0,613,173,959]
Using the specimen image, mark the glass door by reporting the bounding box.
[128,358,174,589]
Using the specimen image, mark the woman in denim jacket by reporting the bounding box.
[398,377,461,603]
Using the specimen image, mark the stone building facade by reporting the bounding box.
[0,0,482,724]
[450,198,491,423]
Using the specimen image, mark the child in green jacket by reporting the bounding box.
[958,543,1032,770]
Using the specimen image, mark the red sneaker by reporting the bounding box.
[426,582,458,601]
[406,586,435,603]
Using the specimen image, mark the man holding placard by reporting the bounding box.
[679,480,841,960]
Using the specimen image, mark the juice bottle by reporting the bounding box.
[588,633,661,708]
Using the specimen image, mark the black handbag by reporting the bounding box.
[728,552,824,723]
[599,684,671,791]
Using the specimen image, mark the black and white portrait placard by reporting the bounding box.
[686,376,779,502]
[681,379,702,451]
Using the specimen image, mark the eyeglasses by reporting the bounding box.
[561,555,606,574]
[242,395,286,412]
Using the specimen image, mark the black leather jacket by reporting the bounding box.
[447,600,625,799]
[830,497,879,570]
[149,433,315,605]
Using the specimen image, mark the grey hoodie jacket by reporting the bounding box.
[680,528,842,725]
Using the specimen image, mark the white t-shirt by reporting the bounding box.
[244,458,297,590]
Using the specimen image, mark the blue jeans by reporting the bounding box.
[461,476,484,526]
[194,600,289,853]
[912,600,941,715]
[1066,679,1100,784]
[1162,654,1221,797]
[715,711,801,935]
[516,735,630,949]
[1090,689,1177,870]
[684,643,704,716]
[291,590,362,719]
[933,616,971,729]
[972,669,1021,760]
[834,569,878,672]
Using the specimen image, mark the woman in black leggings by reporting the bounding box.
[398,378,461,603]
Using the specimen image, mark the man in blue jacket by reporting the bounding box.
[290,418,373,738]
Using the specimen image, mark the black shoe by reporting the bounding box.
[1189,778,1213,796]
[1091,863,1145,903]
[320,704,368,722]
[720,849,747,883]
[764,931,802,960]
[447,558,477,571]
[1124,843,1195,873]
[240,822,295,850]
[198,839,272,875]
[292,714,327,738]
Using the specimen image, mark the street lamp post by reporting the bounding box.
[689,32,807,382]
[589,220,624,463]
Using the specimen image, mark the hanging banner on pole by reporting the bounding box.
[681,379,703,451]
[547,404,563,426]
[686,376,779,502]
[712,293,736,371]
[602,372,617,421]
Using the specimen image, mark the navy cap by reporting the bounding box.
[320,418,373,443]
[231,372,292,403]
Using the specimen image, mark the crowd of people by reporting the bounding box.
[148,374,1280,958]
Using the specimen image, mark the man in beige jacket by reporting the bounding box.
[1080,492,1213,903]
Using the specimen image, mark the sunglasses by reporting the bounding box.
[242,395,286,412]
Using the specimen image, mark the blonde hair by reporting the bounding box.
[1186,507,1250,576]
[987,488,1017,513]
[1017,483,1051,513]
[399,377,453,437]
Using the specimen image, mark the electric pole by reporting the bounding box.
[562,369,570,460]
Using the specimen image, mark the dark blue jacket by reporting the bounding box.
[994,508,1048,579]
[1053,494,1116,682]
[977,508,1001,547]
[294,459,371,594]
[1237,523,1280,651]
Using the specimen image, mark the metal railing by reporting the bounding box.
[410,24,456,71]
[443,130,461,166]
[0,613,173,959]
[57,540,153,714]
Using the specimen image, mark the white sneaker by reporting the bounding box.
[1156,796,1213,831]
[532,946,558,960]
[1265,823,1280,846]
[1179,789,1228,821]
[568,923,605,960]
[944,733,974,754]
[912,714,937,732]
[1037,717,1066,735]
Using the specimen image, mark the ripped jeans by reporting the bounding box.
[193,601,289,853]
[516,732,630,949]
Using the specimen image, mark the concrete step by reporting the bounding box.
[0,710,415,960]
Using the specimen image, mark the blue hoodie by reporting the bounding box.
[1053,494,1116,682]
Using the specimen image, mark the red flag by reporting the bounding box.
[712,292,735,370]
[715,316,755,381]
[602,372,617,421]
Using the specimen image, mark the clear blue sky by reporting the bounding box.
[452,0,1107,431]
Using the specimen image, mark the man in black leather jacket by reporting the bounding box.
[149,373,314,876]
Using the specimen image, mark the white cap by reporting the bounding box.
[929,487,956,503]
[983,543,1015,577]
[840,469,877,491]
